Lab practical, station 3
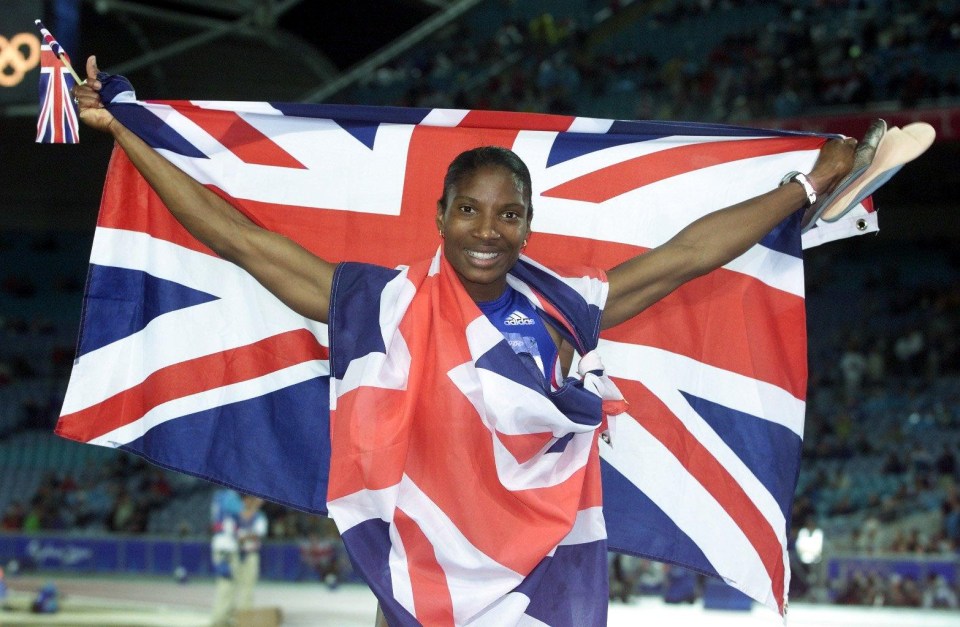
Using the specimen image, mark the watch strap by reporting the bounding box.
[780,171,817,207]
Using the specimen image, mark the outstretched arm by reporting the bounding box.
[601,137,857,329]
[73,56,335,323]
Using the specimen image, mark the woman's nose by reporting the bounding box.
[474,211,500,239]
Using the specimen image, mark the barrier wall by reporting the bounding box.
[5,533,957,593]
[0,532,316,581]
[828,554,960,585]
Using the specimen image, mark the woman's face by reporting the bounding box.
[436,165,531,302]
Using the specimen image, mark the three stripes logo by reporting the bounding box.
[503,310,535,326]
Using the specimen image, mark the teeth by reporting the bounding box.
[466,250,498,260]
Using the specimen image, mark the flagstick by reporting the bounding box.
[56,52,86,86]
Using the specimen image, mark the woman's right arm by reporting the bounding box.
[73,56,335,323]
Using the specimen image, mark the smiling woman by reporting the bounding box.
[436,152,532,303]
[433,148,576,383]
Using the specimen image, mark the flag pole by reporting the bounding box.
[34,20,85,85]
[58,56,85,86]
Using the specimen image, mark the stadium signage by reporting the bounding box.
[25,539,94,567]
[0,31,40,88]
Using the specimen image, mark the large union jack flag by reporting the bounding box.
[55,74,877,622]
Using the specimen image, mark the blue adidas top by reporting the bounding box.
[477,285,559,384]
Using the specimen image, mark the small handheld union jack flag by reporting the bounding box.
[35,19,82,144]
[35,19,66,57]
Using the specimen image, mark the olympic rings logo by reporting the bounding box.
[0,32,41,88]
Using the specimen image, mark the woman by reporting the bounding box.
[73,55,855,625]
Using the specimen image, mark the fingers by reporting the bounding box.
[72,55,104,110]
[834,136,857,152]
[84,55,102,90]
[829,136,857,149]
[68,54,117,131]
[71,81,101,107]
[822,136,857,160]
[808,136,858,194]
[841,136,857,154]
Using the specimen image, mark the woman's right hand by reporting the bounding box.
[71,56,117,134]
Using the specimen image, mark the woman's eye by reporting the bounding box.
[503,211,519,220]
[459,205,474,213]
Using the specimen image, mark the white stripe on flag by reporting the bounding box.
[558,506,607,546]
[386,511,416,617]
[510,257,609,310]
[327,485,400,532]
[449,362,596,491]
[421,108,470,127]
[326,484,418,613]
[466,593,537,626]
[333,268,415,399]
[512,139,814,296]
[566,117,614,134]
[145,103,414,216]
[599,340,796,549]
[515,131,763,193]
[188,101,284,114]
[394,475,526,625]
[601,416,778,612]
[88,360,328,447]
[599,340,806,434]
[62,228,325,414]
[802,208,878,249]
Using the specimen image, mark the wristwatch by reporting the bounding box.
[779,171,817,208]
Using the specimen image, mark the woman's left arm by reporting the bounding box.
[601,137,857,330]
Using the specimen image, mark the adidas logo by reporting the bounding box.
[503,310,535,326]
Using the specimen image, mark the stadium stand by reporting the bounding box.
[344,0,960,122]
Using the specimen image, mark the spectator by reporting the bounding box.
[210,489,243,627]
[608,553,642,603]
[934,443,957,478]
[235,496,268,615]
[1,501,26,531]
[922,573,959,608]
[840,339,868,399]
[298,529,345,588]
[210,492,267,626]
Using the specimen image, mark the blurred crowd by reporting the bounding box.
[833,570,958,607]
[2,456,179,535]
[350,0,960,121]
[785,239,960,606]
[0,234,80,411]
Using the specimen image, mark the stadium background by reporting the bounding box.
[0,0,958,624]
